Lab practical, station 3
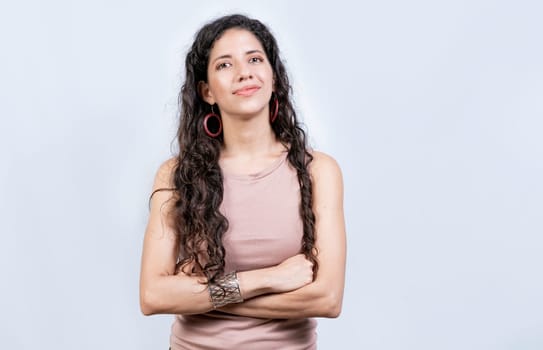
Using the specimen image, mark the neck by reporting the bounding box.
[220,113,279,158]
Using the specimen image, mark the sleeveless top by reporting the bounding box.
[170,150,317,350]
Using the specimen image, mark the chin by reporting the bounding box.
[230,101,269,118]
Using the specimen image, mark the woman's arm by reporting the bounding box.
[220,151,347,318]
[139,159,314,316]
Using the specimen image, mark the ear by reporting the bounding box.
[198,81,215,105]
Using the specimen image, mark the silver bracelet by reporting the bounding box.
[208,271,244,308]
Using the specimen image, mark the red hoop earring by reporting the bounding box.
[203,106,222,137]
[270,96,279,123]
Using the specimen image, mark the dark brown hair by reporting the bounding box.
[155,14,317,282]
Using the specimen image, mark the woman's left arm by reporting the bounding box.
[220,151,347,318]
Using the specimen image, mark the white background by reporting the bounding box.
[1,1,542,349]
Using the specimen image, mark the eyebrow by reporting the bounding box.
[211,50,265,64]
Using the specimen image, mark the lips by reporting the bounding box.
[233,85,260,96]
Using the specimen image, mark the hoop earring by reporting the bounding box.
[203,106,222,138]
[270,96,279,123]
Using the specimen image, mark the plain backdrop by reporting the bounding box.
[1,1,542,349]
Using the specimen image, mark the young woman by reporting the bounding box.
[139,14,346,349]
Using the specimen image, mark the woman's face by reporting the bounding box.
[200,28,274,119]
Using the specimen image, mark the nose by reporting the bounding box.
[236,62,253,82]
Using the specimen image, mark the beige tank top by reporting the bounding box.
[170,150,317,350]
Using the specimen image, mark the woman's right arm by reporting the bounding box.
[139,159,313,316]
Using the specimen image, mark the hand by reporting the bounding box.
[270,254,314,293]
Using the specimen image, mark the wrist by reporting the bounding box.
[208,272,243,309]
[237,267,276,299]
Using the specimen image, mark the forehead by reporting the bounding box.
[209,28,265,58]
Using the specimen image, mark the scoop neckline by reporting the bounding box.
[221,151,289,181]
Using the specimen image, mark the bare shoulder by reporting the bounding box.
[153,157,178,190]
[148,157,178,212]
[309,150,343,184]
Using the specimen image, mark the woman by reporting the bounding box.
[139,14,346,349]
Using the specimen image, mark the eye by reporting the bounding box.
[216,62,232,70]
[249,56,264,64]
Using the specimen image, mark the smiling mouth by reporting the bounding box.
[233,86,260,96]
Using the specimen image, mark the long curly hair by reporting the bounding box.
[161,14,317,282]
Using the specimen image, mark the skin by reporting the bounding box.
[139,28,347,318]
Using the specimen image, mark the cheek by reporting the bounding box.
[209,75,231,97]
[259,67,274,87]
